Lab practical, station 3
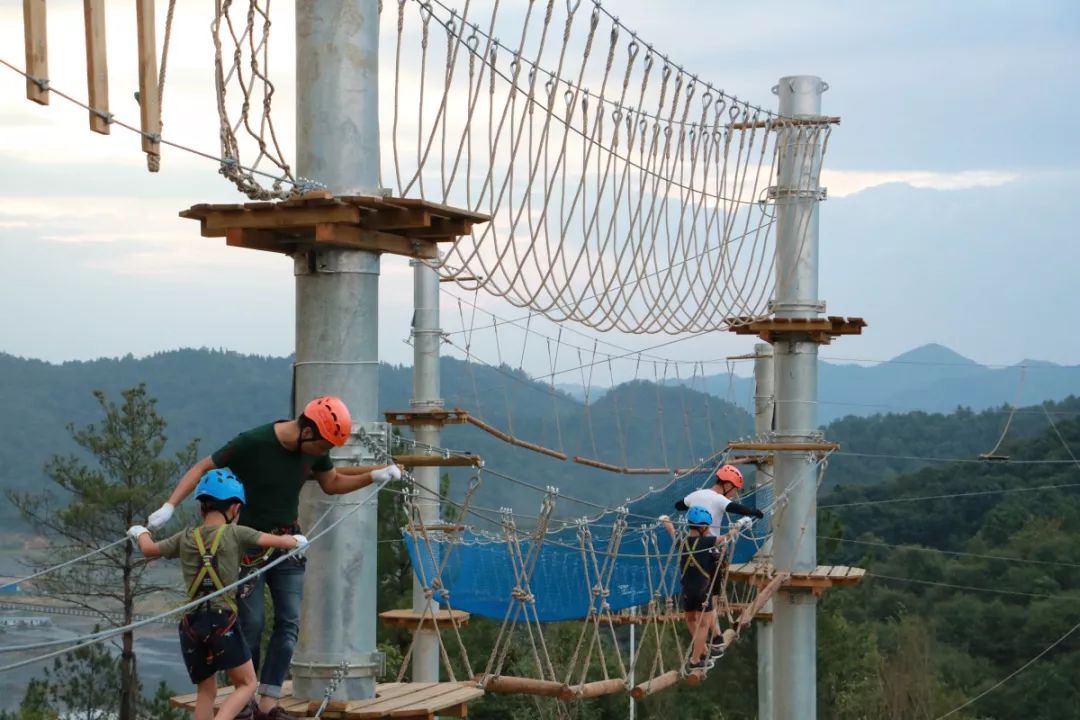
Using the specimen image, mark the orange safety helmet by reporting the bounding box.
[302,396,352,447]
[715,464,744,489]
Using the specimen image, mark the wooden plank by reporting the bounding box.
[388,686,483,716]
[828,565,851,577]
[379,608,471,630]
[82,0,109,133]
[316,224,438,259]
[203,204,360,232]
[135,0,160,164]
[352,684,446,716]
[360,208,432,231]
[629,670,680,699]
[727,441,840,452]
[23,0,49,105]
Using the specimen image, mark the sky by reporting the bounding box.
[0,0,1077,382]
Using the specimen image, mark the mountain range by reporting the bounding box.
[556,343,1080,424]
[1,345,1077,530]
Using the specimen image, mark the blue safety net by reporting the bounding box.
[403,468,766,622]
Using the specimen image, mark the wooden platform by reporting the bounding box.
[379,608,471,630]
[385,409,471,427]
[726,315,866,344]
[171,680,483,719]
[728,561,865,596]
[180,193,489,259]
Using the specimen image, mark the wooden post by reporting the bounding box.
[83,0,109,134]
[135,0,160,169]
[22,0,48,105]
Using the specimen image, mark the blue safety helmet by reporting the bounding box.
[686,506,712,527]
[194,468,246,505]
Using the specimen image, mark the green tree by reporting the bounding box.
[45,639,121,720]
[0,678,59,720]
[8,385,198,720]
[139,681,188,720]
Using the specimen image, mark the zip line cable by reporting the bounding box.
[0,537,129,592]
[820,482,1080,509]
[0,58,316,193]
[0,452,396,667]
[864,572,1078,602]
[933,617,1080,719]
[820,535,1080,570]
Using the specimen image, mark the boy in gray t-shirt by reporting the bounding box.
[129,469,306,720]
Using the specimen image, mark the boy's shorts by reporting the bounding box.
[178,608,251,684]
[682,590,714,612]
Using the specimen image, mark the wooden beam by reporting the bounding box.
[316,223,439,259]
[360,208,432,231]
[23,0,48,105]
[727,441,840,452]
[135,0,160,167]
[465,415,568,461]
[392,453,482,468]
[225,228,291,254]
[201,204,360,233]
[82,0,109,134]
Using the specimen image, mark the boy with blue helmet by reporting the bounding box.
[660,505,725,671]
[128,469,308,720]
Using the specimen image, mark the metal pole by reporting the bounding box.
[752,342,775,720]
[410,257,443,683]
[770,75,827,720]
[292,0,383,701]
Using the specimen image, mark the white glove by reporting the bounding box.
[658,514,670,522]
[371,464,402,483]
[147,502,175,529]
[291,534,310,556]
[127,525,149,542]
[734,516,754,530]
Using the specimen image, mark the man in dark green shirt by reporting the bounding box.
[147,396,401,720]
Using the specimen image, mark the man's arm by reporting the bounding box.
[315,464,401,495]
[724,501,764,519]
[168,456,217,506]
[147,455,217,528]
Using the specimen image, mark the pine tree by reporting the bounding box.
[9,385,198,720]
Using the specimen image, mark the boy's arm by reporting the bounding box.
[658,514,676,539]
[128,525,165,558]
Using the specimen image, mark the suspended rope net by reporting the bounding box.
[388,0,833,333]
[401,465,762,622]
[205,1,833,333]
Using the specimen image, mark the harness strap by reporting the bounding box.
[681,536,711,579]
[187,525,237,613]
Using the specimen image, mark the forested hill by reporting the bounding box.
[813,413,1080,719]
[0,349,754,526]
[1,348,1077,529]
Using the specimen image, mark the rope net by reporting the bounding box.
[401,466,763,622]
[206,0,833,333]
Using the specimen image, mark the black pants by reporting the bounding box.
[179,607,251,684]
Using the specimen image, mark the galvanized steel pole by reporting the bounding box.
[770,75,827,719]
[410,257,443,683]
[753,342,776,720]
[292,0,383,701]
